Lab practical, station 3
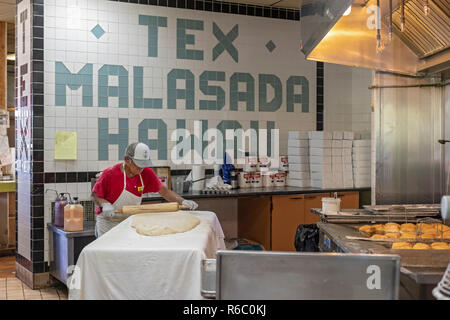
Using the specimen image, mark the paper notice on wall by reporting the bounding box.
[0,136,12,166]
[54,131,78,160]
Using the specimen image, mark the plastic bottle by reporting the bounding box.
[46,190,69,228]
[64,197,84,232]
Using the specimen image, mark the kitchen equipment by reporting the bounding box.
[441,196,450,225]
[322,193,341,214]
[46,189,70,228]
[191,165,206,191]
[201,259,216,299]
[432,263,450,300]
[115,202,190,215]
[64,197,84,232]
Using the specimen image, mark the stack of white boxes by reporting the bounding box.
[286,131,311,187]
[352,139,371,187]
[308,131,333,188]
[331,131,343,188]
[342,131,354,187]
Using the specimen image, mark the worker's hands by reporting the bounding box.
[101,202,115,218]
[182,199,198,210]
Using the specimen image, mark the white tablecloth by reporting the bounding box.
[69,211,225,300]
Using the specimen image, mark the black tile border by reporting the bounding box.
[111,0,301,21]
[316,62,324,131]
[42,169,215,184]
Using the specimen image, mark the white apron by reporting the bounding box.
[95,164,144,237]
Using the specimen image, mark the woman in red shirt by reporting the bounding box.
[91,142,198,237]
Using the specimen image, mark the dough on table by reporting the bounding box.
[131,211,200,236]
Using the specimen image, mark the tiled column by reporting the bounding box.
[15,0,47,289]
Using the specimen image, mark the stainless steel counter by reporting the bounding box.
[47,222,96,286]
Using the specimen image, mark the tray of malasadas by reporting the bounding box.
[350,221,450,242]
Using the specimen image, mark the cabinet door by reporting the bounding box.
[272,195,305,251]
[336,191,360,209]
[303,193,331,224]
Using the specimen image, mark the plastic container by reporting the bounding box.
[274,172,286,187]
[322,198,341,214]
[262,172,275,187]
[239,172,252,189]
[279,156,289,172]
[258,157,270,172]
[64,197,84,232]
[46,189,70,228]
[252,172,262,188]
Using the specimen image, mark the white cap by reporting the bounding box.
[125,142,153,168]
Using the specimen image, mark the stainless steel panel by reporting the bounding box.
[373,73,444,204]
[445,83,450,195]
[201,259,216,298]
[216,250,400,300]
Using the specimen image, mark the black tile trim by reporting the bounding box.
[43,170,216,183]
[109,0,300,20]
[16,253,33,272]
[316,62,324,131]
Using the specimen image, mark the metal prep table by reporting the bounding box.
[47,222,96,285]
[316,221,449,300]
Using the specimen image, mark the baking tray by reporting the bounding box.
[311,208,440,224]
[363,204,441,215]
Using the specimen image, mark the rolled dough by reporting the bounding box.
[131,211,200,236]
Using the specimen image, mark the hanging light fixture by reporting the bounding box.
[423,0,430,16]
[400,0,406,32]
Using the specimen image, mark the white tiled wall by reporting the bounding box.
[43,0,318,175]
[324,63,373,134]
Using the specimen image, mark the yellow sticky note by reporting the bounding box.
[54,131,77,160]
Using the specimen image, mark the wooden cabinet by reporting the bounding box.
[271,195,305,251]
[303,193,331,224]
[238,196,271,250]
[336,191,360,209]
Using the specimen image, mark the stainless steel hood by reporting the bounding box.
[300,0,450,76]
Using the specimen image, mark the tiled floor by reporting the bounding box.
[0,256,68,300]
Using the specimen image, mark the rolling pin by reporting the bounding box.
[115,202,190,215]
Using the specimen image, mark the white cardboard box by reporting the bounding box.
[308,131,333,140]
[343,131,355,140]
[353,160,371,168]
[311,179,334,188]
[310,147,332,156]
[353,167,370,175]
[311,172,332,180]
[332,163,343,172]
[289,155,309,164]
[310,164,332,173]
[342,140,353,148]
[289,163,309,172]
[289,171,310,180]
[342,156,352,164]
[287,178,311,188]
[332,131,343,140]
[343,163,353,171]
[353,140,371,147]
[354,173,371,181]
[309,156,331,164]
[288,131,309,140]
[342,148,352,156]
[288,147,308,156]
[331,148,342,156]
[331,156,343,164]
[353,153,371,161]
[332,140,342,148]
[309,139,332,148]
[353,146,370,155]
[288,139,309,148]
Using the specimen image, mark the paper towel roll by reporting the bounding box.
[191,165,206,191]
